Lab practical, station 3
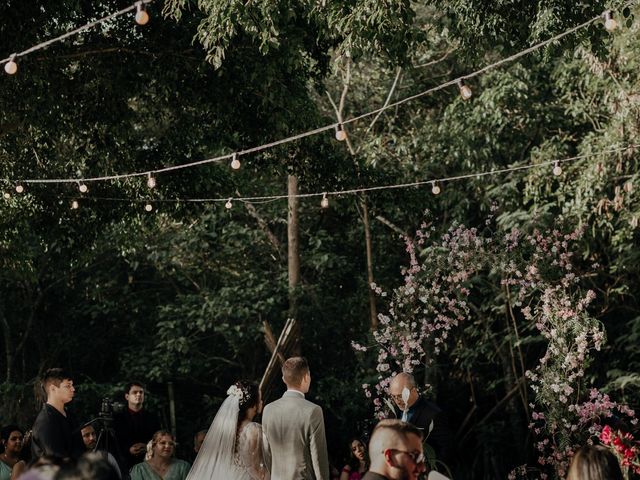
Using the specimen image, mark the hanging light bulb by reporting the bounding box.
[603,11,618,32]
[553,161,562,176]
[4,54,17,75]
[335,124,347,142]
[71,200,79,210]
[15,184,24,194]
[431,181,441,195]
[457,79,472,100]
[225,198,233,209]
[135,2,150,25]
[320,193,329,208]
[230,153,241,170]
[78,182,88,193]
[3,192,10,199]
[144,203,153,212]
[147,173,157,189]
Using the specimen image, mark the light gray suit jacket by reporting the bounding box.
[262,391,329,480]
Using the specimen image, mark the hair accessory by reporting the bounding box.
[227,384,245,402]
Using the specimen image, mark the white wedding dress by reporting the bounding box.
[186,395,270,480]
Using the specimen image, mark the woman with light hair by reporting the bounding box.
[130,431,190,480]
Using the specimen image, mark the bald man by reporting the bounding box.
[388,373,452,464]
[363,419,426,480]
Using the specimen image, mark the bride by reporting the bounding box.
[186,381,270,480]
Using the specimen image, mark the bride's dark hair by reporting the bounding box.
[234,380,260,425]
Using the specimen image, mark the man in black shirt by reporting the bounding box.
[112,381,161,468]
[31,368,84,461]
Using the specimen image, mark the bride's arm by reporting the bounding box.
[239,423,270,480]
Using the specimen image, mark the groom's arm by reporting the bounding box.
[309,406,329,480]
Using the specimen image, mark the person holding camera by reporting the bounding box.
[30,368,84,462]
[113,382,161,469]
[80,424,122,479]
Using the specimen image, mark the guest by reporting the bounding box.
[387,373,452,463]
[191,430,206,462]
[80,424,122,478]
[31,368,84,461]
[1,425,26,480]
[340,438,368,480]
[566,445,623,480]
[113,382,161,469]
[362,420,425,480]
[55,453,120,480]
[129,431,189,480]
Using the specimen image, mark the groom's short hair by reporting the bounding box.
[282,357,309,386]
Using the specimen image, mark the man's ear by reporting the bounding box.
[383,449,397,467]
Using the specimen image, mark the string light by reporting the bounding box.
[7,7,615,189]
[147,173,157,189]
[457,79,472,100]
[603,11,618,32]
[335,125,347,142]
[230,153,241,170]
[225,198,233,209]
[135,1,150,25]
[553,161,562,176]
[71,200,79,209]
[144,203,153,212]
[15,184,24,194]
[78,182,88,193]
[431,181,441,195]
[320,193,329,208]
[3,192,10,199]
[4,54,17,75]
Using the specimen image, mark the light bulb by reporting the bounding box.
[3,192,10,199]
[147,174,156,189]
[15,184,24,193]
[71,200,79,210]
[78,183,88,193]
[553,162,562,176]
[320,193,329,208]
[604,11,618,32]
[457,80,472,100]
[4,55,17,75]
[144,203,153,212]
[431,182,441,195]
[135,3,150,25]
[231,154,241,170]
[335,125,347,142]
[624,180,633,193]
[225,198,233,209]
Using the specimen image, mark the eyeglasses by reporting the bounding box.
[387,449,425,464]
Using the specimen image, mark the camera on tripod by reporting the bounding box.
[99,397,124,423]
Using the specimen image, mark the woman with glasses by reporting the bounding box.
[130,430,190,480]
[340,438,369,480]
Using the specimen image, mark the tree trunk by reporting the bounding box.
[361,196,378,329]
[287,174,301,354]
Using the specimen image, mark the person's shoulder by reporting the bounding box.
[173,459,191,468]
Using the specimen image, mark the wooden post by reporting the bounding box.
[287,174,301,354]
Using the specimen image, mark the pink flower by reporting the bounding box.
[600,425,612,444]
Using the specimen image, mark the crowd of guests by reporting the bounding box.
[0,363,632,480]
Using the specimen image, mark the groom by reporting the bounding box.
[263,356,329,480]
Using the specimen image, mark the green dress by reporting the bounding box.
[0,461,12,480]
[130,460,191,480]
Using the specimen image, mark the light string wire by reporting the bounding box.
[0,0,153,65]
[4,4,624,186]
[63,144,636,204]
